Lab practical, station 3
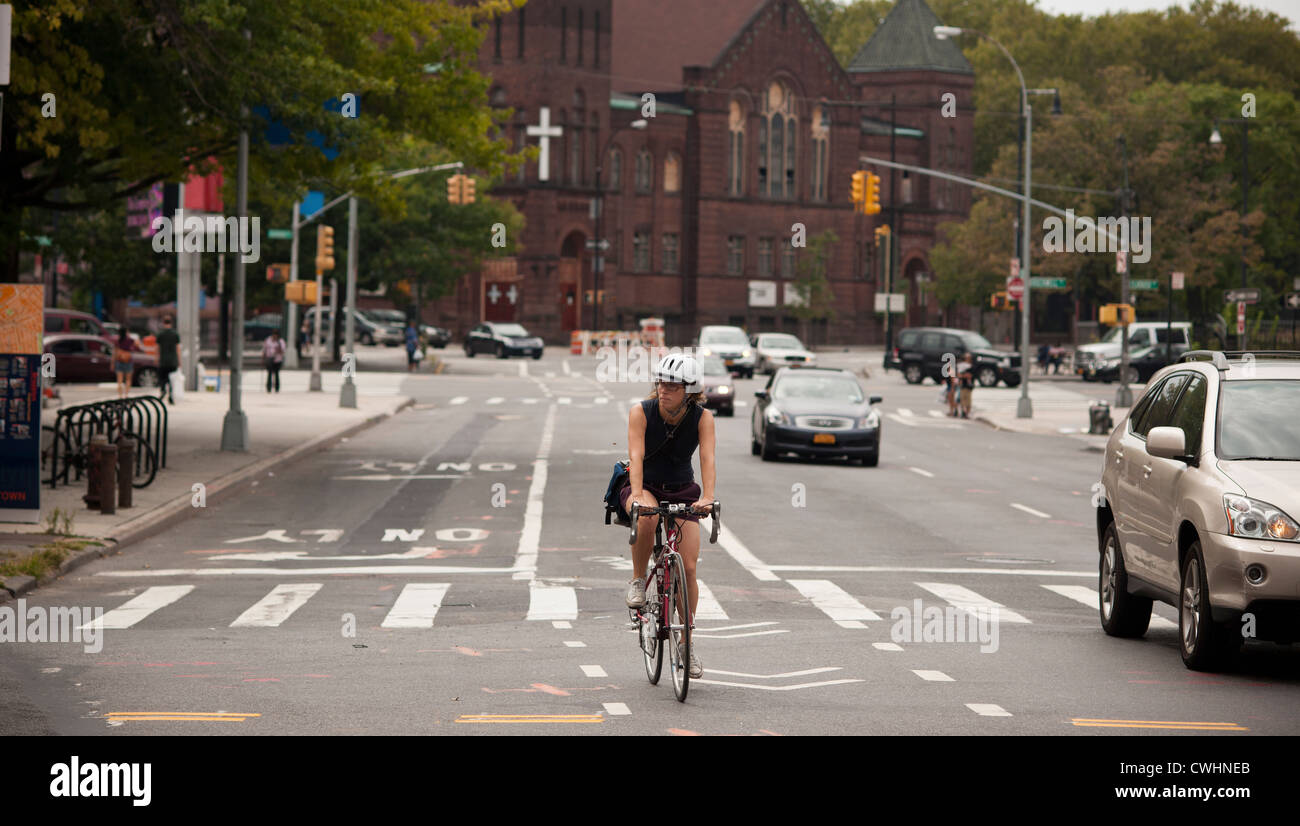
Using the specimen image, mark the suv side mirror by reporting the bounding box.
[755,390,769,401]
[1147,426,1187,460]
[869,395,882,405]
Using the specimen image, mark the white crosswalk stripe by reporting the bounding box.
[382,583,451,628]
[81,585,194,630]
[916,582,1032,624]
[230,584,322,628]
[788,580,881,627]
[527,581,577,621]
[1041,584,1178,629]
[449,396,468,405]
[486,397,504,405]
[694,580,729,621]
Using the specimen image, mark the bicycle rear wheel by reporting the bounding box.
[640,571,663,684]
[666,553,691,702]
[40,425,74,486]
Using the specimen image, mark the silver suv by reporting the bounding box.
[1096,351,1300,670]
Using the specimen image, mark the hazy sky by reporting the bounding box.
[1032,0,1297,27]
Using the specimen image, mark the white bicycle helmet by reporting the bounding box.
[653,353,703,393]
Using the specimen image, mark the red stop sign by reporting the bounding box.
[1007,276,1025,301]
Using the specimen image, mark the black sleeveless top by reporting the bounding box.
[640,399,702,484]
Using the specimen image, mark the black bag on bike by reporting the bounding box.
[602,406,683,527]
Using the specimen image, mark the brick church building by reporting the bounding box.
[433,0,977,345]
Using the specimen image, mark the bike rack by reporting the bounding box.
[47,395,168,489]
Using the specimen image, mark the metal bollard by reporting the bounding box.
[116,435,136,508]
[82,434,118,513]
[1088,400,1113,435]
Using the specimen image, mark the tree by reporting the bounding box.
[789,229,839,346]
[3,0,523,279]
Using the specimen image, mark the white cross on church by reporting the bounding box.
[487,284,502,303]
[506,285,518,304]
[526,106,563,182]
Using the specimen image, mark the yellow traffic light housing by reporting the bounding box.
[864,172,882,215]
[1099,303,1135,326]
[850,171,866,211]
[874,224,891,244]
[461,176,476,204]
[285,280,318,305]
[447,175,463,205]
[315,225,335,272]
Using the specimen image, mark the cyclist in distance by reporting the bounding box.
[619,352,716,679]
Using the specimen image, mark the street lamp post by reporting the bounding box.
[592,119,647,332]
[1210,119,1252,351]
[935,25,1034,418]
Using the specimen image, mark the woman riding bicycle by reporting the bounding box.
[619,352,716,679]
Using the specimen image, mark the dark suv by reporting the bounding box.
[885,327,1022,387]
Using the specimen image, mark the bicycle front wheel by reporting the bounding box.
[640,573,663,685]
[666,553,692,702]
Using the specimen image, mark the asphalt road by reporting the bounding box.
[3,347,1298,736]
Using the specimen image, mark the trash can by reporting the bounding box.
[1088,400,1113,435]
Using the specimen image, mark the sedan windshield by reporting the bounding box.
[701,358,729,377]
[759,334,803,350]
[493,324,530,337]
[774,376,863,403]
[701,329,749,346]
[1218,381,1300,461]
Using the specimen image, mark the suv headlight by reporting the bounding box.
[1224,494,1300,541]
[742,349,753,358]
[856,410,881,429]
[765,406,790,426]
[699,347,713,357]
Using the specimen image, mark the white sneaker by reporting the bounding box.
[689,647,703,679]
[625,578,646,608]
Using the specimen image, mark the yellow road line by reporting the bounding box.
[1071,720,1246,731]
[1071,717,1242,726]
[107,712,260,722]
[456,714,603,724]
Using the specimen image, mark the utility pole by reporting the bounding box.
[1116,135,1133,408]
[286,200,300,369]
[220,29,252,451]
[339,197,358,408]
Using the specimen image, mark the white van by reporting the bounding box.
[1075,322,1191,380]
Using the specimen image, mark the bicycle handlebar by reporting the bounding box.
[628,501,721,546]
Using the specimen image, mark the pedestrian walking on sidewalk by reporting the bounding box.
[958,352,974,419]
[405,321,420,373]
[156,316,180,404]
[263,330,286,392]
[113,327,136,399]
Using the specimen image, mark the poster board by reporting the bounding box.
[0,284,44,523]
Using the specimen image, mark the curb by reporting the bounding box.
[0,397,414,604]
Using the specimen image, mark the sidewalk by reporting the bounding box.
[1,377,413,600]
[970,381,1117,450]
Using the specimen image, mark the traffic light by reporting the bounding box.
[266,264,290,283]
[285,280,318,305]
[850,171,866,211]
[874,224,891,244]
[864,172,882,215]
[1099,303,1135,326]
[461,176,476,204]
[315,225,335,272]
[447,174,463,205]
[990,291,1010,310]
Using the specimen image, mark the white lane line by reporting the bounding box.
[594,396,609,404]
[603,702,631,716]
[1010,502,1051,519]
[564,641,586,648]
[552,620,572,629]
[1042,584,1178,629]
[513,403,558,581]
[916,582,1032,624]
[898,407,914,417]
[705,667,841,679]
[694,621,776,633]
[521,397,540,404]
[580,665,607,678]
[545,371,556,378]
[764,565,1093,577]
[81,585,194,630]
[694,629,789,639]
[449,396,468,405]
[787,580,881,626]
[527,581,577,620]
[927,410,946,418]
[381,583,451,629]
[557,397,572,405]
[872,642,904,652]
[717,526,780,581]
[908,467,935,478]
[96,566,522,577]
[562,360,572,376]
[913,670,954,682]
[967,703,1012,717]
[518,362,528,378]
[735,401,748,408]
[230,584,322,628]
[486,396,504,405]
[694,580,729,621]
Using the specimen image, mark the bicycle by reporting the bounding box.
[628,499,721,702]
[40,420,159,489]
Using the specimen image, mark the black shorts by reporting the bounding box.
[619,480,703,522]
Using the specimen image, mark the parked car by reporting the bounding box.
[43,333,161,387]
[101,322,143,348]
[696,325,755,378]
[1089,343,1190,384]
[699,356,736,416]
[753,332,816,374]
[885,327,1022,387]
[44,309,113,344]
[302,307,403,346]
[1076,322,1191,381]
[362,309,450,348]
[1096,351,1300,670]
[751,367,882,466]
[464,322,543,359]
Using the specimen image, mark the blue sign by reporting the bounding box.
[300,191,325,220]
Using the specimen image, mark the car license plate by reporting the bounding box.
[813,433,836,444]
[724,359,734,367]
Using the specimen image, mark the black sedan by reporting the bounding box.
[700,356,736,416]
[464,321,543,359]
[1089,343,1189,384]
[751,367,882,466]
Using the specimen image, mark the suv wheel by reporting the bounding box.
[760,435,777,461]
[976,366,999,387]
[903,364,924,384]
[1180,541,1241,671]
[465,343,476,358]
[1125,366,1140,385]
[361,332,374,346]
[495,343,507,359]
[1098,523,1152,637]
